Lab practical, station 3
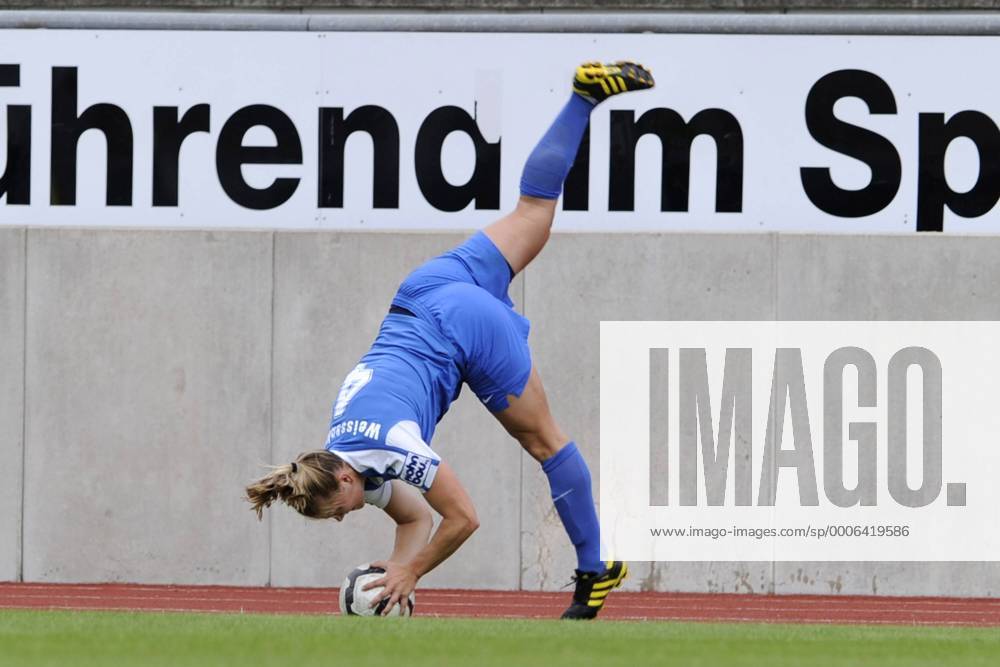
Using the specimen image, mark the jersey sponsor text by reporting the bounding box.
[327,419,382,442]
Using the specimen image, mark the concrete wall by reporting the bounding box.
[21,229,273,584]
[0,228,24,582]
[770,234,1000,598]
[2,227,999,597]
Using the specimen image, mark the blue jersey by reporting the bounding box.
[349,313,462,444]
[325,314,457,494]
[325,232,532,504]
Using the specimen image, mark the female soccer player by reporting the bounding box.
[246,61,654,619]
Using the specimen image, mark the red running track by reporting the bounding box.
[2,583,999,627]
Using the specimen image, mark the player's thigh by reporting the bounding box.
[483,196,557,275]
[493,366,569,463]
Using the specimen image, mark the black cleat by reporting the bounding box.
[560,560,628,620]
[572,61,655,105]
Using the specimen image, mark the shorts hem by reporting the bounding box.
[481,363,532,414]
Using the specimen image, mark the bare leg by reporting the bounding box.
[494,365,605,584]
[493,366,568,462]
[483,196,558,275]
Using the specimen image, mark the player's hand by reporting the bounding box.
[364,560,418,616]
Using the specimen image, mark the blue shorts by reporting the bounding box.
[391,231,532,413]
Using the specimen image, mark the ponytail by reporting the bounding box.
[245,450,348,520]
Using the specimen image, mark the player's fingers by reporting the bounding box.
[362,576,387,591]
[369,586,390,607]
[371,587,391,611]
[382,593,401,616]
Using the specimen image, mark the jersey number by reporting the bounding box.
[333,364,373,419]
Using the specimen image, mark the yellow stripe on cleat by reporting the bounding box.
[617,76,627,91]
[599,79,612,96]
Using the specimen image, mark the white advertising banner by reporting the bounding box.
[600,322,1000,562]
[1,31,1000,232]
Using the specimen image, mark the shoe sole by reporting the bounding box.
[573,63,653,101]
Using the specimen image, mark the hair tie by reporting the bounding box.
[290,461,298,473]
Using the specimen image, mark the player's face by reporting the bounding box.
[326,474,365,522]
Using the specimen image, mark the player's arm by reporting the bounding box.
[404,461,479,575]
[367,462,479,614]
[382,480,433,563]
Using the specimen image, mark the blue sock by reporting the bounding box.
[542,441,603,574]
[519,94,594,199]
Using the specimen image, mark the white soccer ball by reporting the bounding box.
[339,564,415,617]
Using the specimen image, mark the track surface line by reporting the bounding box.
[1,583,998,627]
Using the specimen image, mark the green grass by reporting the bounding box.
[1,610,998,667]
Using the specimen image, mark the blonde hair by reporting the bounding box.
[245,450,348,520]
